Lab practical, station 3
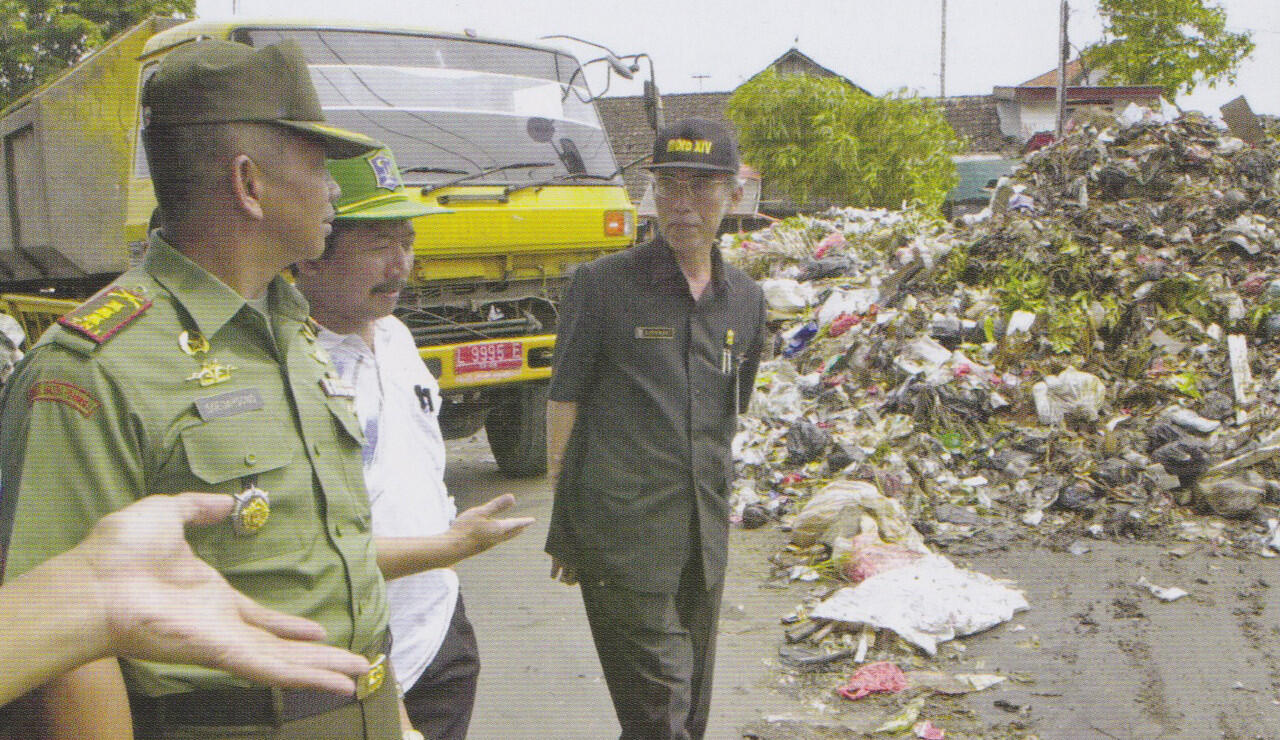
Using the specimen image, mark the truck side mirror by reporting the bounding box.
[643,80,664,131]
[527,117,555,143]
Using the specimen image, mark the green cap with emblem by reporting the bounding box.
[142,38,381,159]
[329,147,451,220]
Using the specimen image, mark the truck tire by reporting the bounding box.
[485,382,549,477]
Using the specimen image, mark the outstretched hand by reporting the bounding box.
[79,493,372,694]
[449,493,535,557]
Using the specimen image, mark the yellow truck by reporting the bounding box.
[0,17,645,475]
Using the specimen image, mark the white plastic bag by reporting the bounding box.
[760,278,816,312]
[810,558,1029,655]
[1033,367,1105,425]
[790,481,927,551]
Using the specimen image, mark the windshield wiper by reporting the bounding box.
[504,171,619,197]
[420,162,554,197]
[403,165,468,175]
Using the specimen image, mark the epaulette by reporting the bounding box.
[56,285,151,346]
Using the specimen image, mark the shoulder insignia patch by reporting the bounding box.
[29,380,101,417]
[58,286,151,344]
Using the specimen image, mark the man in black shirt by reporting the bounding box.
[544,118,766,739]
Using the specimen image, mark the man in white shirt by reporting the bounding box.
[295,147,533,739]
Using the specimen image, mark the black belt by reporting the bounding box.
[130,634,391,729]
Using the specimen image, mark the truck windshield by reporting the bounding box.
[240,28,619,186]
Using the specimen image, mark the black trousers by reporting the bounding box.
[580,556,724,740]
[401,594,480,740]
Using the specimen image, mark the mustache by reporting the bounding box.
[371,279,406,295]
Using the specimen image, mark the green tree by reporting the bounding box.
[725,68,961,213]
[1085,0,1254,99]
[0,0,193,108]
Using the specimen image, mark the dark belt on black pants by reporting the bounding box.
[130,634,391,729]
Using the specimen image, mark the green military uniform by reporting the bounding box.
[0,234,398,737]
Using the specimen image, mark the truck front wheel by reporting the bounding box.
[485,382,549,477]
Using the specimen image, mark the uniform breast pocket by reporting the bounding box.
[179,417,307,569]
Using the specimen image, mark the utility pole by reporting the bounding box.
[691,74,710,92]
[940,0,947,98]
[1055,0,1069,137]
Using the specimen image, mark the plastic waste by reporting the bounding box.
[790,481,929,551]
[785,420,831,464]
[813,230,846,259]
[761,278,816,312]
[843,531,927,583]
[781,322,819,358]
[1136,576,1188,602]
[837,661,907,700]
[1033,368,1106,425]
[809,557,1030,655]
[818,287,879,326]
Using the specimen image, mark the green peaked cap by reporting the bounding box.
[142,38,381,159]
[328,147,450,220]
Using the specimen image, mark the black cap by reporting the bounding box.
[643,117,739,173]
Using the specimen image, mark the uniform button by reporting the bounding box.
[244,453,257,466]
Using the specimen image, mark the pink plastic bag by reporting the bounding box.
[843,532,926,583]
[813,231,846,259]
[837,661,908,700]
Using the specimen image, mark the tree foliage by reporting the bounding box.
[726,69,962,213]
[1085,0,1254,99]
[0,0,193,108]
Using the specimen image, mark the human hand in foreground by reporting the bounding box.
[448,493,535,558]
[80,493,371,692]
[549,556,578,586]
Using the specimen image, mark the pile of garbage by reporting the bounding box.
[725,108,1280,730]
[728,108,1280,552]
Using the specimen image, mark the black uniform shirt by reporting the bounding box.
[545,237,766,592]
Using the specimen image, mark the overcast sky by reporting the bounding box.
[194,0,1280,117]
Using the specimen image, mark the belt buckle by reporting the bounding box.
[355,653,386,700]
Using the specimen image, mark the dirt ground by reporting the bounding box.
[446,433,1280,739]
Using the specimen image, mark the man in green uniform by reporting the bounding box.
[0,39,401,739]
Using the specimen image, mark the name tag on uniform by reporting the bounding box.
[320,375,355,398]
[195,388,264,421]
[634,326,675,340]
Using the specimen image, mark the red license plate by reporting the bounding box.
[454,341,523,374]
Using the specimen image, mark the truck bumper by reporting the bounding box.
[419,333,555,393]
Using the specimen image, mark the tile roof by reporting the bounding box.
[596,92,733,201]
[1022,58,1089,87]
[937,95,1019,153]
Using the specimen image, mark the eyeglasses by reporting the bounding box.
[653,172,733,196]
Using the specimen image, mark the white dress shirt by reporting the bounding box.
[319,315,458,693]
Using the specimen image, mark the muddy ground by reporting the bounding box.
[447,433,1280,739]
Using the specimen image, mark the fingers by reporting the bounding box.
[166,492,236,527]
[220,640,371,695]
[549,558,578,585]
[473,493,516,516]
[235,592,328,643]
[493,517,535,541]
